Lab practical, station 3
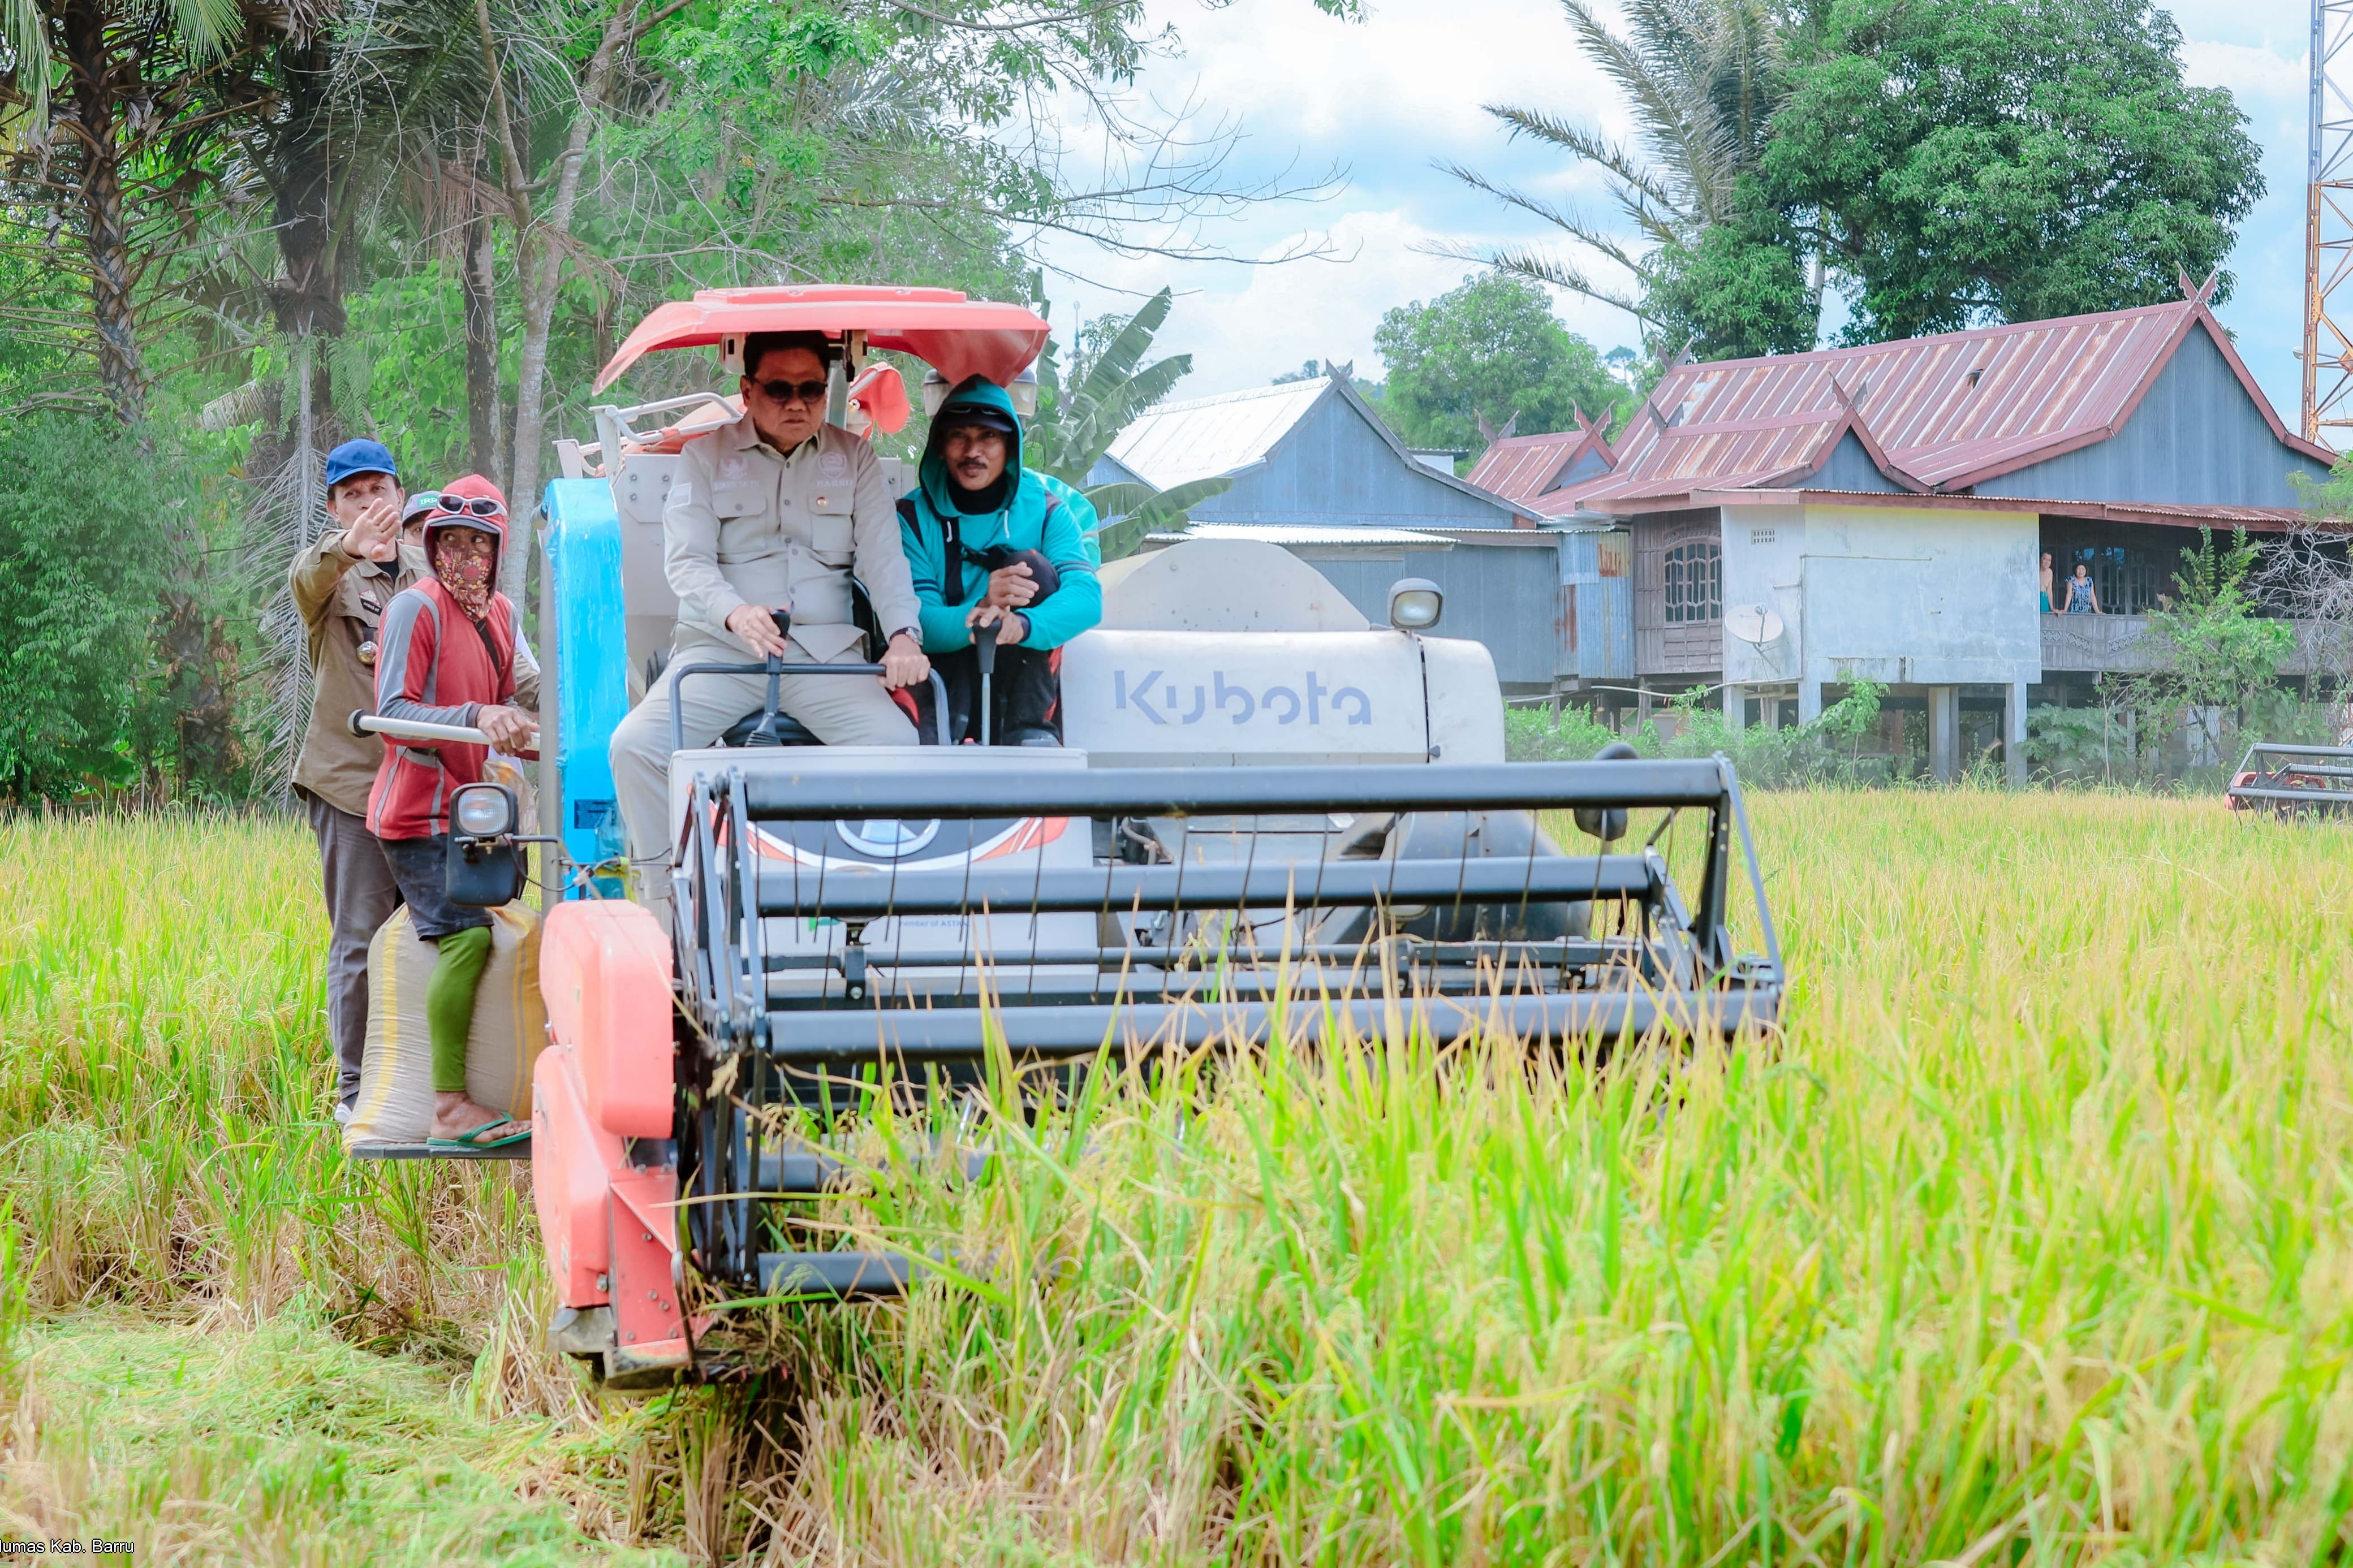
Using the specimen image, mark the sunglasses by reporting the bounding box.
[752,378,830,407]
[427,495,506,519]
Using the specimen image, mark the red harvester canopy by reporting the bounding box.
[593,284,1050,394]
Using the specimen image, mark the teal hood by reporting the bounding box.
[920,376,1025,516]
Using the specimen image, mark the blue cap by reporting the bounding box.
[324,438,397,490]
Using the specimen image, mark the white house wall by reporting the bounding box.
[1720,503,2041,690]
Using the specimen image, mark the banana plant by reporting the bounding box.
[1029,287,1230,560]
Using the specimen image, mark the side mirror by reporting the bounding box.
[1387,577,1443,630]
[1575,741,1637,843]
[446,782,523,907]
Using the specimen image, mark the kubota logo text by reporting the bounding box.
[1113,669,1374,727]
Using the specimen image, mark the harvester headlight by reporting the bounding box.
[453,782,517,839]
[1387,577,1443,630]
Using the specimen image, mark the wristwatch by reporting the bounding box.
[887,625,920,644]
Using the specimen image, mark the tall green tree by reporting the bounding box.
[1764,0,2263,342]
[0,0,260,417]
[0,413,174,798]
[1372,274,1624,456]
[1443,0,1811,358]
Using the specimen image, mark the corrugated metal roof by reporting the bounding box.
[1467,429,1600,504]
[1704,487,2313,530]
[1179,521,1455,546]
[1467,434,1578,502]
[1567,298,2332,509]
[1107,380,1330,490]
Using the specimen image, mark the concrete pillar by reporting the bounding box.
[1928,685,1960,783]
[1636,687,1654,730]
[1723,683,1744,731]
[2004,680,2029,786]
[1798,680,1822,725]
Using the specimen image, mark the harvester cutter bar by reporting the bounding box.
[755,854,1657,920]
[761,939,1620,971]
[752,989,1778,1061]
[738,758,1735,819]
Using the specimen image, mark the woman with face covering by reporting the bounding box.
[365,476,541,1150]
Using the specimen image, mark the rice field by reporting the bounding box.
[3,792,2352,1565]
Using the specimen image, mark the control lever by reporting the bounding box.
[745,607,794,748]
[973,615,999,748]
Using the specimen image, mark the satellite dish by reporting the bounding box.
[1725,603,1784,646]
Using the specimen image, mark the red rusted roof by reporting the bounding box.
[1466,413,1613,513]
[1685,487,2313,530]
[1566,295,2332,511]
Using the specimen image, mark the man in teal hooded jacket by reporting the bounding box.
[899,375,1103,742]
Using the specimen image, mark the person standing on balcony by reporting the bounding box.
[2062,562,2101,615]
[2040,552,2054,614]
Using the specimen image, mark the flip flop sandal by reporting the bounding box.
[427,1115,532,1151]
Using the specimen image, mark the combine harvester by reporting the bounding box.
[2226,741,2353,817]
[356,285,1785,1389]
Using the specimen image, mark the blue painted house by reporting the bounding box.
[1496,283,2341,776]
[1092,375,1559,685]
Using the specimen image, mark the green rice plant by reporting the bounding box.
[6,797,2353,1564]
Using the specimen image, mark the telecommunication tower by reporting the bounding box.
[2303,0,2353,446]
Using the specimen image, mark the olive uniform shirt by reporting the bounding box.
[288,532,428,817]
[662,412,922,661]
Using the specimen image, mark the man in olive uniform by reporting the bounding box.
[607,331,930,923]
[290,439,426,1119]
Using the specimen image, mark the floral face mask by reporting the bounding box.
[430,525,496,620]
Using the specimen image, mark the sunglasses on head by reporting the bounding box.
[751,378,830,407]
[429,495,505,519]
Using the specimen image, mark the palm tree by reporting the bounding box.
[1029,287,1231,560]
[0,0,256,417]
[1441,0,1785,326]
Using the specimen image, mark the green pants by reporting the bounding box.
[426,926,494,1094]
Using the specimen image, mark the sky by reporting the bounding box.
[1032,0,2317,418]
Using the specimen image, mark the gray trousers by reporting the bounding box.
[608,639,916,923]
[299,787,402,1105]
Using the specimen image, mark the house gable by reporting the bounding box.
[1188,383,1526,528]
[1803,430,1904,494]
[1976,322,2334,509]
[1557,444,1613,491]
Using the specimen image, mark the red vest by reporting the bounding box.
[365,579,518,840]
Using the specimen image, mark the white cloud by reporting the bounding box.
[1042,208,1646,396]
[1026,0,2322,421]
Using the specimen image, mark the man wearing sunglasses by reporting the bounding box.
[608,329,930,926]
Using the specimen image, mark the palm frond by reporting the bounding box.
[1478,108,1688,231]
[1440,161,1666,263]
[1078,480,1160,519]
[1,0,49,125]
[1482,244,1655,321]
[1126,473,1231,526]
[1079,352,1188,442]
[1071,284,1173,411]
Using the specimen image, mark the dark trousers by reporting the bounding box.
[299,787,402,1106]
[926,641,1063,744]
[917,548,1066,745]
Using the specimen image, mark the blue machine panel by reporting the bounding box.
[542,477,632,894]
